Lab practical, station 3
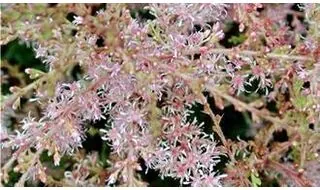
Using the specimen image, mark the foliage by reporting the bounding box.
[1,3,320,187]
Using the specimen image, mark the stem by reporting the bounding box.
[1,156,15,174]
[15,148,43,187]
[0,156,16,187]
[300,142,307,168]
[170,71,228,147]
[1,62,75,112]
[0,148,30,186]
[46,176,65,186]
[265,159,312,187]
[176,71,285,139]
[267,133,299,159]
[188,47,314,62]
[206,85,285,126]
[199,93,238,162]
[200,93,227,146]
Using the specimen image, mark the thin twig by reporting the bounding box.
[199,93,227,146]
[265,159,313,187]
[1,156,16,174]
[0,148,30,187]
[206,85,285,126]
[1,62,75,112]
[171,72,228,147]
[15,148,43,187]
[187,47,314,62]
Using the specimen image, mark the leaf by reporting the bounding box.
[87,127,99,136]
[293,79,304,97]
[291,78,313,110]
[228,34,247,45]
[251,172,261,187]
[292,95,313,110]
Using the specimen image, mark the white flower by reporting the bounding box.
[96,9,104,16]
[34,45,48,58]
[43,55,57,65]
[73,16,83,25]
[87,35,97,45]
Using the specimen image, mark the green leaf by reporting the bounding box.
[228,34,247,45]
[293,79,304,97]
[292,95,312,110]
[251,172,262,187]
[87,127,99,136]
[292,78,313,110]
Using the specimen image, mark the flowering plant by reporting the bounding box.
[1,3,319,187]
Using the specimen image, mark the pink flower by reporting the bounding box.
[231,74,246,94]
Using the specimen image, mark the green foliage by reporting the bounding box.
[39,151,74,181]
[3,170,22,187]
[250,172,262,187]
[291,78,313,111]
[1,39,46,71]
[228,34,247,45]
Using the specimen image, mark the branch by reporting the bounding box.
[0,148,30,187]
[188,47,314,62]
[265,159,313,187]
[1,62,75,112]
[15,148,43,187]
[199,93,227,146]
[206,85,285,126]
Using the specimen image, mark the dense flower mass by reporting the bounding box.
[1,3,320,187]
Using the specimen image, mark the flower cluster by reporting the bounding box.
[143,111,225,186]
[1,3,320,187]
